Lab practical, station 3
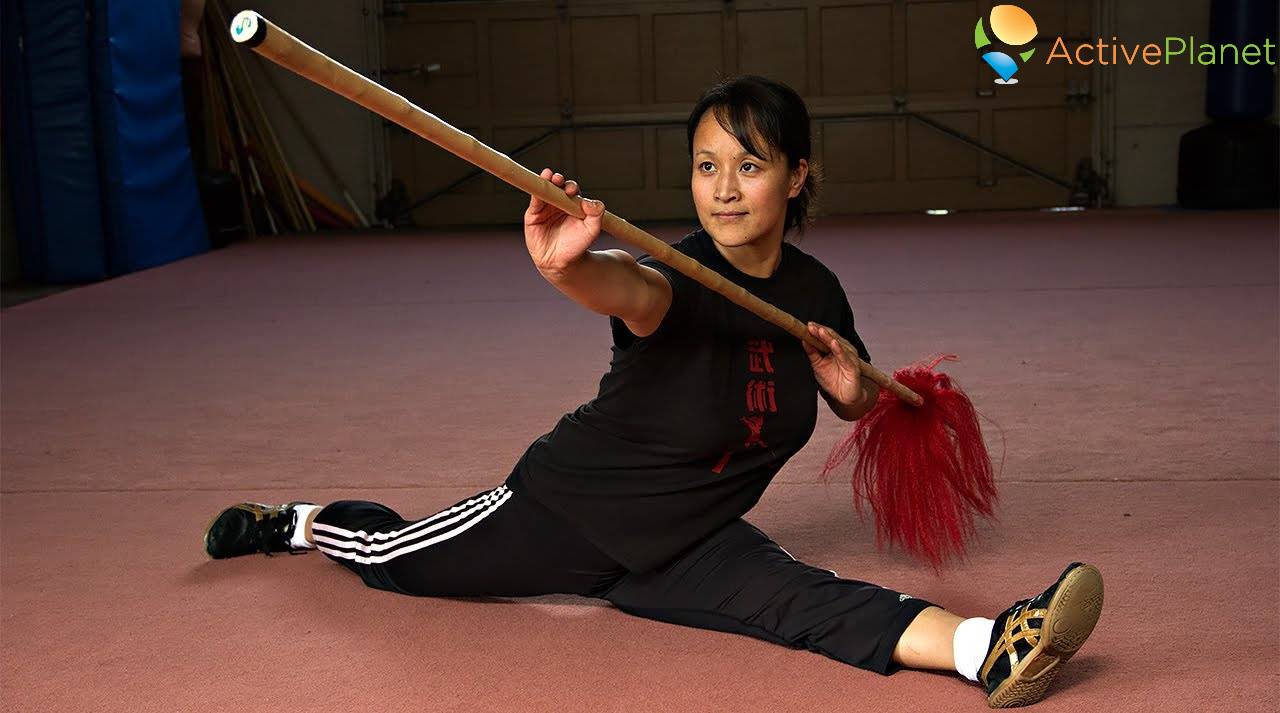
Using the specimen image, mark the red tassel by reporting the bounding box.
[821,355,998,570]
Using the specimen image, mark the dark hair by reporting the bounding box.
[686,75,822,240]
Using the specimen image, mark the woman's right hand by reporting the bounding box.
[524,168,606,275]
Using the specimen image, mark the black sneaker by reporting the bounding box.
[203,501,316,559]
[979,562,1104,708]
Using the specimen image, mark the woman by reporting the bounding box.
[204,75,1102,708]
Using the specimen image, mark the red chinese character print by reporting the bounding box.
[711,451,732,474]
[745,379,777,413]
[747,338,775,374]
[740,415,766,448]
[712,338,781,475]
[712,415,768,474]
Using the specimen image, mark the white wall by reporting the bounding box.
[226,0,386,222]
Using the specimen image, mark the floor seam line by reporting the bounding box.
[3,477,1276,495]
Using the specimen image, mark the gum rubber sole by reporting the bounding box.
[987,563,1105,708]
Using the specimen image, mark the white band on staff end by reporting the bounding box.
[230,10,263,45]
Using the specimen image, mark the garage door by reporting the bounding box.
[383,0,1094,226]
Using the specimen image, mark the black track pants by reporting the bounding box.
[312,482,936,675]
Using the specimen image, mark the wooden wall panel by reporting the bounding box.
[386,0,1094,226]
[906,1,978,94]
[993,108,1068,179]
[571,16,643,107]
[737,9,808,93]
[574,128,646,190]
[656,126,691,189]
[822,119,895,183]
[653,12,724,104]
[490,19,560,110]
[908,111,981,180]
[819,4,893,97]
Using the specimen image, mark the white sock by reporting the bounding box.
[288,504,322,549]
[953,617,996,683]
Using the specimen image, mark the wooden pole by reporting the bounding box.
[296,176,357,227]
[254,55,372,227]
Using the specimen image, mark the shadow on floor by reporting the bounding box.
[1,281,81,309]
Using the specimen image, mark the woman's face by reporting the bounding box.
[690,111,807,250]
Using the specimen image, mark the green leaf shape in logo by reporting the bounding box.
[974,18,992,49]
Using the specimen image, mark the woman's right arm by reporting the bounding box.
[525,168,673,338]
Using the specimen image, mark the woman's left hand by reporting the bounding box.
[802,322,863,406]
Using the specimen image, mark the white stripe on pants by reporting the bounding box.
[313,485,511,565]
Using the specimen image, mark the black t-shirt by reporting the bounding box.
[506,227,870,572]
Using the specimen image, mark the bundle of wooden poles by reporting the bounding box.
[197,0,369,235]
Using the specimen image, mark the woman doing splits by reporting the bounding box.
[204,75,1103,709]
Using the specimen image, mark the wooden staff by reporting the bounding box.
[253,54,372,227]
[229,10,923,406]
[296,176,357,227]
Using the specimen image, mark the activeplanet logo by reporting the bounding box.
[976,4,1278,85]
[1045,35,1278,67]
[975,5,1039,85]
